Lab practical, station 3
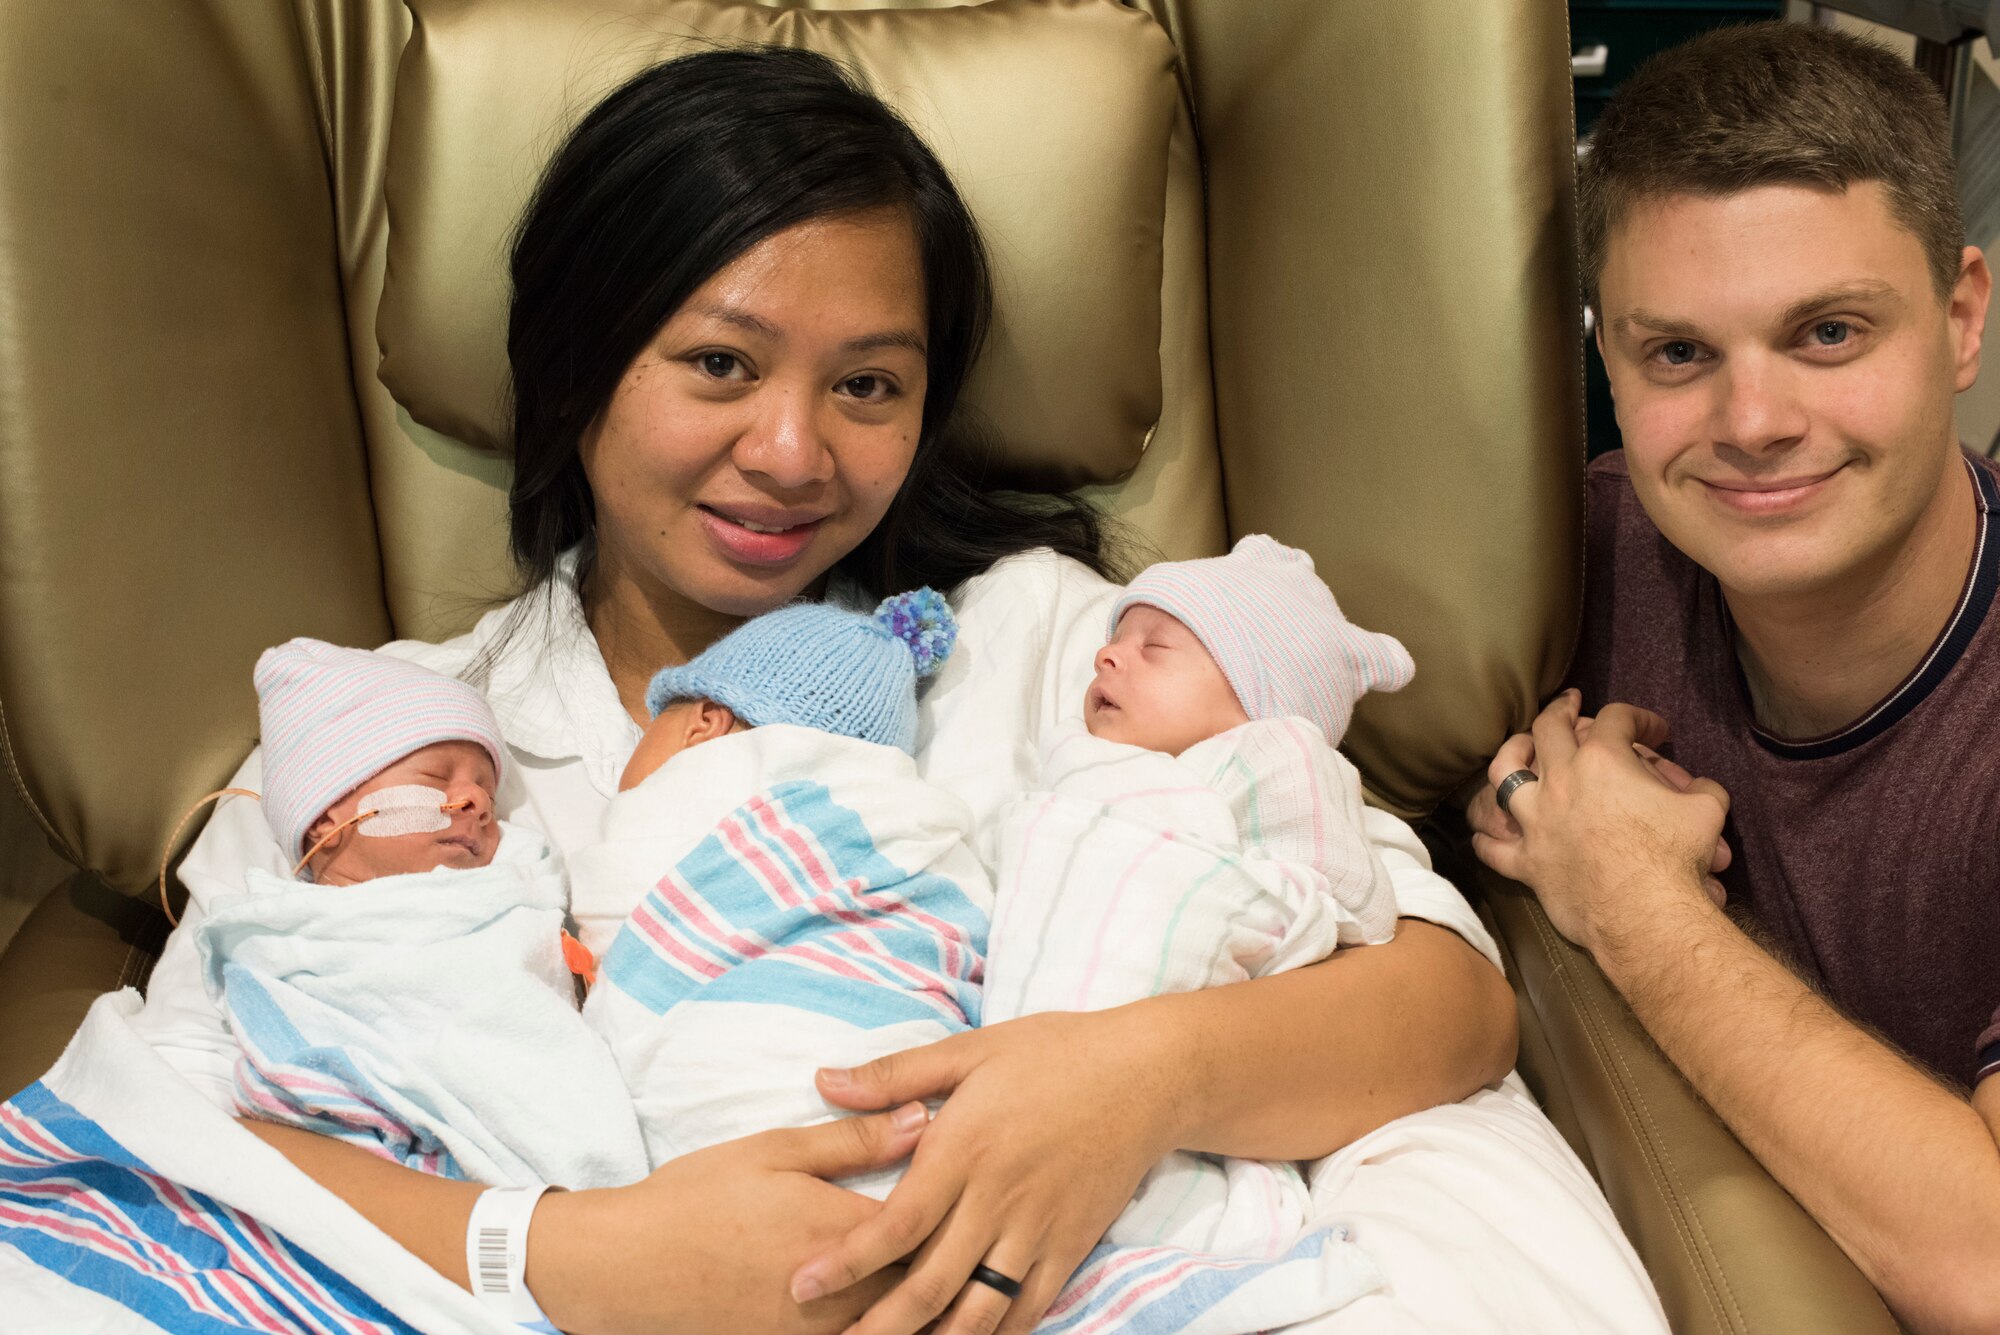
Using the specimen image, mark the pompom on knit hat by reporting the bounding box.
[1107,535,1414,746]
[644,589,956,755]
[254,638,507,863]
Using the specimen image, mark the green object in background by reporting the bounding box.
[1571,1,1786,456]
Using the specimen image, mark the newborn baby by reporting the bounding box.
[984,534,1413,1291]
[576,590,989,1188]
[194,638,646,1188]
[585,585,1390,1333]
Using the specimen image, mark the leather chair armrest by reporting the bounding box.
[0,875,163,1099]
[1430,825,1904,1335]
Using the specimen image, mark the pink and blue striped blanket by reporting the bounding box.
[0,726,1374,1332]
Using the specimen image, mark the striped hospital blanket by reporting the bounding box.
[575,726,992,1180]
[0,990,517,1332]
[577,724,1381,1332]
[983,718,1395,1299]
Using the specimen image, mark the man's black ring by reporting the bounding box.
[968,1264,1023,1300]
[1495,768,1539,817]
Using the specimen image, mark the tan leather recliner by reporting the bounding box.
[0,1,1901,1330]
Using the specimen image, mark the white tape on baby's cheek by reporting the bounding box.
[356,784,452,836]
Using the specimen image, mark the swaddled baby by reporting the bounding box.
[194,639,647,1189]
[584,588,1390,1334]
[985,535,1413,1270]
[576,590,989,1188]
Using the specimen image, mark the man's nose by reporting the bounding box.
[734,382,836,490]
[1712,353,1808,458]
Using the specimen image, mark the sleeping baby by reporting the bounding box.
[575,590,988,1192]
[984,534,1414,1259]
[579,584,1389,1332]
[193,638,647,1189]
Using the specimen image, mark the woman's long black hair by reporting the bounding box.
[506,45,1116,600]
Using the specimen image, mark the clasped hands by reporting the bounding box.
[1467,691,1733,956]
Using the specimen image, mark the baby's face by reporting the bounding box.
[305,740,500,885]
[1086,605,1249,754]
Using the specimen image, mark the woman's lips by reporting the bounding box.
[697,505,825,566]
[1699,464,1846,517]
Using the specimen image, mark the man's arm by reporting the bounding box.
[1473,695,2000,1334]
[1590,895,2000,1332]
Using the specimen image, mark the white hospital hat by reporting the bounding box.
[254,638,506,862]
[1107,535,1415,746]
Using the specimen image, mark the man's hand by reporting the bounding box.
[1468,691,1731,955]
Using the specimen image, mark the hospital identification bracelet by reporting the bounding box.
[465,1184,562,1333]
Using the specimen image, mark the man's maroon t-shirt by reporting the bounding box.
[1569,450,2000,1087]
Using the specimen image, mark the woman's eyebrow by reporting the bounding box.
[842,329,927,356]
[693,303,782,339]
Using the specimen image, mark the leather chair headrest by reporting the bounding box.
[378,0,1180,489]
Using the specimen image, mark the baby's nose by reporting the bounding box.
[450,786,494,823]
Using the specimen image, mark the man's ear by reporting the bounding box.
[1951,245,1991,394]
[687,699,741,744]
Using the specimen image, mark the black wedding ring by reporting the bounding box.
[968,1264,1024,1300]
[1494,768,1539,817]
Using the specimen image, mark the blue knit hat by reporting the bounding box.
[643,589,957,754]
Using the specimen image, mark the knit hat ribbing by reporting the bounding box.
[1107,535,1414,746]
[255,639,507,862]
[644,589,956,755]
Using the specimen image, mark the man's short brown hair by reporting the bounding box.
[1579,22,1962,303]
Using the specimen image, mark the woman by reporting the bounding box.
[138,47,1525,1334]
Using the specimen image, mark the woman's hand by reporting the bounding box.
[524,1105,930,1335]
[790,1010,1185,1335]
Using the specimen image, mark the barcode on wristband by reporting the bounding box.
[477,1224,512,1294]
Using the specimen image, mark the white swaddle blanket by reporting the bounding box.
[575,726,990,1180]
[194,824,648,1190]
[578,724,1381,1334]
[988,717,1396,1261]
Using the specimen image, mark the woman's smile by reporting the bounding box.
[696,503,828,566]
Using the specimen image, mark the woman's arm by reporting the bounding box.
[796,919,1515,1335]
[242,1105,931,1335]
[1152,918,1515,1158]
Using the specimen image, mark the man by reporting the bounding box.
[1469,22,2000,1332]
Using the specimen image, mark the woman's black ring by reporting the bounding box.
[969,1264,1023,1300]
[1495,769,1539,817]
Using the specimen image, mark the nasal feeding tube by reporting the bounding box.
[289,784,472,876]
[157,785,474,925]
